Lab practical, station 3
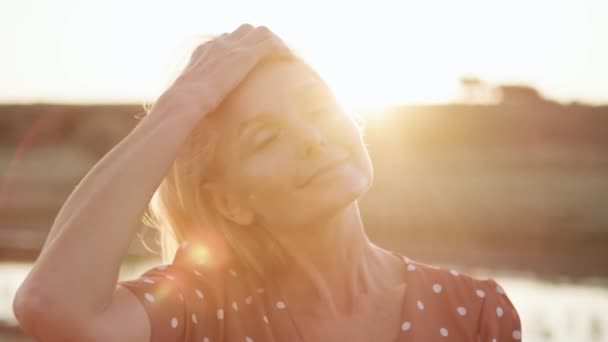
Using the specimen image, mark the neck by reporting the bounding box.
[266,201,399,317]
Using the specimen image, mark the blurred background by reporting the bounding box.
[1,0,607,341]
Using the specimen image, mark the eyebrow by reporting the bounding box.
[237,82,330,138]
[296,81,335,105]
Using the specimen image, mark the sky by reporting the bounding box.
[0,0,606,108]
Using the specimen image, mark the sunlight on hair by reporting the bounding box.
[175,226,237,270]
[189,244,211,265]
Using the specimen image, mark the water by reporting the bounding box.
[487,272,608,342]
[2,262,607,341]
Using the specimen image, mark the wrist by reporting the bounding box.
[148,91,201,124]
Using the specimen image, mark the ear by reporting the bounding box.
[203,182,254,226]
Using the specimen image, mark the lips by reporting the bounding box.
[298,157,349,188]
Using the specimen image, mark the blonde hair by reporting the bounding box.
[137,34,366,278]
[139,105,291,278]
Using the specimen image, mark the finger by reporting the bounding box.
[216,32,230,42]
[240,25,277,46]
[192,39,211,53]
[187,35,221,66]
[241,27,290,57]
[229,23,254,40]
[250,34,291,58]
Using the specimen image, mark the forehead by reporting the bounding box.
[217,59,328,127]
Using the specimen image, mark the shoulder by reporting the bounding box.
[118,238,257,342]
[400,255,492,295]
[119,261,226,304]
[118,262,228,342]
[399,255,522,340]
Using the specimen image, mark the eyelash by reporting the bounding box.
[253,129,282,150]
[249,105,339,152]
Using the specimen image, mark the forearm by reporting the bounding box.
[16,98,200,320]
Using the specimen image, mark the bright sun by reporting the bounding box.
[0,0,599,106]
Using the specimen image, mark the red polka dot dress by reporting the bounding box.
[119,240,522,341]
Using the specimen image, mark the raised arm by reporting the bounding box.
[12,24,289,342]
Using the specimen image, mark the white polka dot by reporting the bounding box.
[195,289,204,299]
[144,293,155,303]
[156,265,167,270]
[417,300,424,310]
[178,293,183,301]
[181,240,189,249]
[496,285,505,295]
[491,339,497,342]
[192,313,198,324]
[407,264,416,271]
[450,269,460,276]
[245,337,253,342]
[203,337,210,342]
[143,278,155,284]
[263,315,269,324]
[171,317,178,328]
[496,306,504,317]
[229,269,238,277]
[165,274,175,281]
[193,270,202,277]
[432,283,443,293]
[217,309,224,320]
[245,296,253,304]
[513,329,522,340]
[440,327,448,337]
[476,289,486,298]
[256,288,265,294]
[233,301,239,311]
[401,321,411,331]
[457,306,467,316]
[276,301,286,309]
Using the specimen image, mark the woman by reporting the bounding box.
[13,24,521,342]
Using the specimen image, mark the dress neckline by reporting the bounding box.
[264,250,412,342]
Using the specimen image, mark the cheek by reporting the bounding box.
[330,116,365,153]
[240,150,295,196]
[240,154,300,223]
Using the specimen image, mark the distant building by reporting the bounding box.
[459,76,501,104]
[497,85,544,105]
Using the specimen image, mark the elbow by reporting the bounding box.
[13,286,48,339]
[12,285,86,342]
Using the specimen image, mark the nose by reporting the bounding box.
[297,125,327,159]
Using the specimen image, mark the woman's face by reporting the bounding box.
[210,58,373,231]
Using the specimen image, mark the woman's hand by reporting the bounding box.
[158,24,290,121]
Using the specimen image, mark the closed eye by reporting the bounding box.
[252,128,282,150]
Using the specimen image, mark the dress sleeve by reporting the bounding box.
[476,278,522,341]
[118,264,190,342]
